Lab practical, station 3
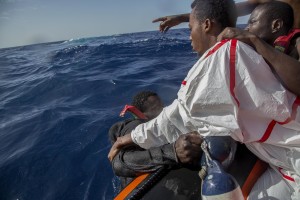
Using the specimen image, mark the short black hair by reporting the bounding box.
[131,91,158,112]
[192,0,237,28]
[257,1,294,33]
[191,0,197,9]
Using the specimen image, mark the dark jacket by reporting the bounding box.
[108,118,178,188]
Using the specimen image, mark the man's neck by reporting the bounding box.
[201,26,227,55]
[207,35,220,51]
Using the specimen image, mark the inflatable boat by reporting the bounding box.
[114,143,268,200]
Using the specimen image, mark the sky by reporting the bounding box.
[0,0,248,49]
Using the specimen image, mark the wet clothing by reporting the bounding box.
[130,39,300,199]
[109,118,178,188]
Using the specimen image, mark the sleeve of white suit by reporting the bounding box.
[130,100,186,149]
[131,41,243,149]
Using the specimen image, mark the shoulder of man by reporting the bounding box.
[108,118,147,143]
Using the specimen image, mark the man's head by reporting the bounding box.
[131,91,163,120]
[189,0,237,55]
[246,1,294,44]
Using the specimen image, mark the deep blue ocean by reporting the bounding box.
[0,28,198,200]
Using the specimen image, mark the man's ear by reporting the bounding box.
[271,19,283,33]
[203,18,213,33]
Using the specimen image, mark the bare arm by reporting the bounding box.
[151,0,264,33]
[152,0,275,33]
[235,0,275,16]
[218,27,300,96]
[235,1,258,16]
[152,13,190,33]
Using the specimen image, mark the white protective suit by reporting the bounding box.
[130,39,300,199]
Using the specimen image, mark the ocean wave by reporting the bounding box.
[0,28,197,200]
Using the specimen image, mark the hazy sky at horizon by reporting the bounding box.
[0,0,247,48]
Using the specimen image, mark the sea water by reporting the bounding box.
[0,28,198,200]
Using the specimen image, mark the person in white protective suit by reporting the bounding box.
[108,0,300,199]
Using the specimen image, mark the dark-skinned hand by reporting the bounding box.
[108,134,133,162]
[174,132,203,166]
[152,14,187,33]
[217,27,257,48]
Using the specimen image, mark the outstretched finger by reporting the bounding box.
[152,17,167,23]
